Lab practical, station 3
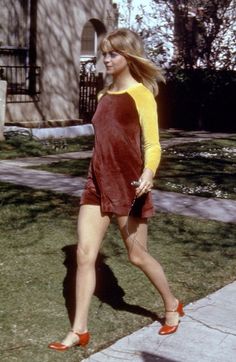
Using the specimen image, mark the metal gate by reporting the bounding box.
[79,70,104,122]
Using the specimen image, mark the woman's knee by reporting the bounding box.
[76,244,97,267]
[128,248,146,268]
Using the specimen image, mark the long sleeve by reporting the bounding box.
[129,85,161,175]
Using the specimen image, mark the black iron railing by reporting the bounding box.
[0,65,40,103]
[0,46,29,66]
[0,47,40,103]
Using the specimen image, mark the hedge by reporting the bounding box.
[157,68,236,132]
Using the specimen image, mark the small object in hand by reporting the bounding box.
[131,180,141,188]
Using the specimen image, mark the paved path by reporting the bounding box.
[81,281,236,362]
[0,150,93,167]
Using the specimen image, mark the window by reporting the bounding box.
[0,0,40,102]
[81,21,97,58]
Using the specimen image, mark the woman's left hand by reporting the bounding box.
[135,168,154,197]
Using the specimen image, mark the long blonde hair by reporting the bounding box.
[100,28,165,96]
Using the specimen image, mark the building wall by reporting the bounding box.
[2,0,117,123]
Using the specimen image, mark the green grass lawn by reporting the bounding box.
[0,182,236,362]
[33,158,91,177]
[29,138,236,200]
[156,138,236,199]
[0,130,184,160]
[0,134,94,159]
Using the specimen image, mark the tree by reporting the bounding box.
[153,0,236,69]
[116,0,174,66]
[116,0,236,69]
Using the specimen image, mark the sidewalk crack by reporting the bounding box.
[186,314,236,337]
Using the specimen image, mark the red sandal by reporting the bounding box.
[48,330,90,351]
[159,301,184,335]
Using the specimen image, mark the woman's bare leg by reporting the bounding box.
[61,205,111,345]
[116,215,179,325]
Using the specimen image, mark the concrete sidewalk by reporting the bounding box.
[0,155,236,223]
[81,281,236,362]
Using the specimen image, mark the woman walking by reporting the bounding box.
[49,28,184,351]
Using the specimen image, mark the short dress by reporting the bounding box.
[80,83,161,218]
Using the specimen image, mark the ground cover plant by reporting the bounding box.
[0,182,235,362]
[0,130,179,160]
[156,138,236,199]
[0,134,94,159]
[33,158,91,177]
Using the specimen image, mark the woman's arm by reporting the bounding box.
[130,86,161,196]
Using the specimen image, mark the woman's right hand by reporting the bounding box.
[135,168,153,198]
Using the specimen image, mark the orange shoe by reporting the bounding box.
[48,330,90,351]
[159,301,184,335]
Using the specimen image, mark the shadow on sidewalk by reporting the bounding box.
[140,351,178,362]
[62,244,161,326]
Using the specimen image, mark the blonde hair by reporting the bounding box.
[100,28,165,96]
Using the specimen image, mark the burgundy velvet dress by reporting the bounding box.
[80,85,156,218]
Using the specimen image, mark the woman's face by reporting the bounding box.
[103,50,129,76]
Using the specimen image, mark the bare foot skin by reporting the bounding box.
[60,331,80,347]
[165,299,180,326]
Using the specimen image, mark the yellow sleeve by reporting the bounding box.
[129,85,161,175]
